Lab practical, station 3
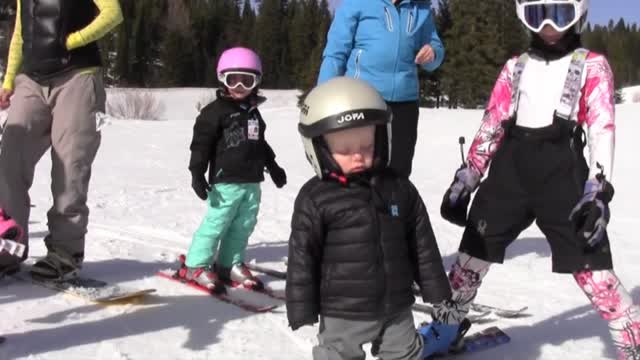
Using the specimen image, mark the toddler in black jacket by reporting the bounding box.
[286,77,464,360]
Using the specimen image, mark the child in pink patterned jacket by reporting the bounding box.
[438,1,639,359]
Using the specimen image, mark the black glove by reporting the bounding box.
[289,315,318,331]
[267,163,287,188]
[191,175,211,200]
[569,177,614,251]
[440,166,481,227]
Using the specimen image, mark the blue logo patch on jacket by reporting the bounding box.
[390,204,399,217]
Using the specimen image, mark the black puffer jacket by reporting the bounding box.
[286,171,451,329]
[188,91,279,185]
[21,0,102,80]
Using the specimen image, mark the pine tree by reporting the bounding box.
[421,0,452,108]
[440,0,526,108]
[159,0,197,86]
[254,0,285,87]
[240,0,257,49]
[303,0,331,89]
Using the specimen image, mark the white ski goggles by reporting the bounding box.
[519,1,579,33]
[218,71,261,90]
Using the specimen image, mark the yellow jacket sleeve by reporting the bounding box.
[66,0,123,50]
[2,0,23,91]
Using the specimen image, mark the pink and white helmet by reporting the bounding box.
[216,47,263,76]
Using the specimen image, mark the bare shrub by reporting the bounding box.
[195,91,217,112]
[107,89,165,120]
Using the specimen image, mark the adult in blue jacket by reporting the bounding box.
[318,0,444,178]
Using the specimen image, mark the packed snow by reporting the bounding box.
[0,88,638,360]
[622,85,640,104]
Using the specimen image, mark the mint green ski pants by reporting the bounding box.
[185,183,261,268]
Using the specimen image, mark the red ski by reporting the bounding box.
[156,270,277,313]
[222,279,286,301]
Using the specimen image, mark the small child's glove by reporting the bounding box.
[569,177,614,250]
[191,174,211,201]
[440,166,481,227]
[267,163,287,188]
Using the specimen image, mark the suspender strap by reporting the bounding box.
[556,48,589,120]
[509,48,589,121]
[509,53,529,118]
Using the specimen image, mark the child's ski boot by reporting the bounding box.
[217,263,264,290]
[419,318,472,358]
[177,255,225,294]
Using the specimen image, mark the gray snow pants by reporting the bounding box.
[312,308,423,360]
[0,69,105,267]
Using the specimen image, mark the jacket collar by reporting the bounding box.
[216,89,266,111]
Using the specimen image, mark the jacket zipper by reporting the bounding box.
[391,7,401,100]
[354,49,363,79]
[370,190,386,315]
[406,8,414,34]
[383,7,393,32]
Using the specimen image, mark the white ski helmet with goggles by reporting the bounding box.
[516,0,589,34]
[298,77,392,179]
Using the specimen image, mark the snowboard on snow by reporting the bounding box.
[11,267,155,303]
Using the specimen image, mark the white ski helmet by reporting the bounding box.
[515,0,589,34]
[298,77,392,179]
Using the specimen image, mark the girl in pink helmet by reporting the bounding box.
[177,47,287,293]
[439,1,640,358]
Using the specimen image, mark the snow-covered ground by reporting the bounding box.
[1,88,639,360]
[622,85,640,104]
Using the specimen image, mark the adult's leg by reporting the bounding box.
[0,74,52,267]
[387,101,419,178]
[43,71,105,267]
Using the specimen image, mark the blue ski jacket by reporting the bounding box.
[317,0,444,102]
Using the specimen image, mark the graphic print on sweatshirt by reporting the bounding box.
[223,122,246,149]
[223,112,261,149]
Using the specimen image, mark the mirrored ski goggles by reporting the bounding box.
[522,2,578,32]
[218,71,261,90]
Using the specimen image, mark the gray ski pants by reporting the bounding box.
[312,308,423,360]
[0,69,104,267]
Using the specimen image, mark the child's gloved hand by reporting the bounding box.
[440,166,481,227]
[191,175,211,201]
[569,177,614,250]
[267,164,287,188]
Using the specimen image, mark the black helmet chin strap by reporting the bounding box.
[313,137,344,178]
[529,31,582,61]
